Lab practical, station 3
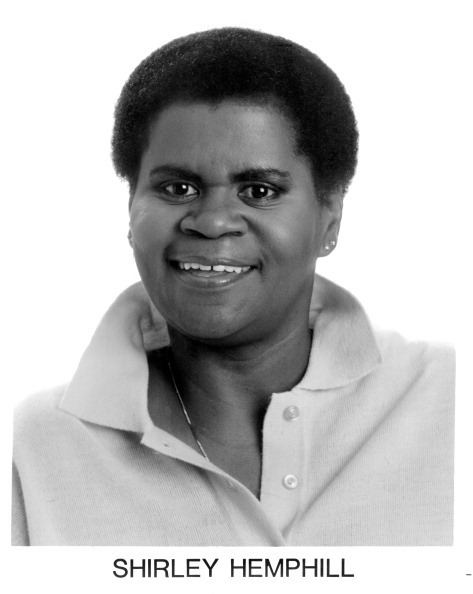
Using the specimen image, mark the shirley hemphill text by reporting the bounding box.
[112,557,355,578]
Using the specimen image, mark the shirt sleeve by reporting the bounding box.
[12,462,29,546]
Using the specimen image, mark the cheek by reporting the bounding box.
[130,203,169,253]
[129,207,171,295]
[265,208,321,270]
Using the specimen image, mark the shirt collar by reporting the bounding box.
[59,275,381,432]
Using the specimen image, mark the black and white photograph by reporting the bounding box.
[4,0,472,591]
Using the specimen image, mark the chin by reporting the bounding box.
[167,311,249,345]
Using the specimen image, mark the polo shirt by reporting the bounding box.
[12,275,455,545]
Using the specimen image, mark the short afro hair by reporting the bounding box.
[112,27,358,202]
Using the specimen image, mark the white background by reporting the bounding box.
[2,0,472,591]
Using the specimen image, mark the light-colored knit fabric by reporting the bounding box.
[12,275,455,545]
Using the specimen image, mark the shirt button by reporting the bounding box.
[282,474,299,489]
[283,405,300,421]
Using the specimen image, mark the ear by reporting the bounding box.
[318,190,344,258]
[128,178,137,211]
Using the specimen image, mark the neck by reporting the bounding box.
[167,319,312,441]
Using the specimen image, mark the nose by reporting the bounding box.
[179,190,248,238]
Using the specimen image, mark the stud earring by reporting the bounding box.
[324,239,337,252]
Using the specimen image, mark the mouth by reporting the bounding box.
[169,258,257,287]
[176,261,251,274]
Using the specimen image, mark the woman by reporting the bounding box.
[12,28,454,546]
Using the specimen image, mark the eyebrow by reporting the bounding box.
[149,166,203,184]
[232,168,291,183]
[149,165,292,184]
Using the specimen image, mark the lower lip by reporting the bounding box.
[171,266,255,289]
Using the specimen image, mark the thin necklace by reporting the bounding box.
[167,358,209,461]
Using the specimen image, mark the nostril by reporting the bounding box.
[181,227,208,238]
[179,210,247,239]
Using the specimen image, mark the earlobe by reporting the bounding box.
[128,229,134,248]
[320,238,337,257]
[319,190,343,257]
[323,239,337,254]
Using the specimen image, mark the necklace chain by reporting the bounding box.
[167,358,209,460]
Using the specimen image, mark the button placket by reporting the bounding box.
[279,401,301,495]
[260,393,305,533]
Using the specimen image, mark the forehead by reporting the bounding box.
[139,101,301,177]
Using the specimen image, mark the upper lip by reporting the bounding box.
[169,255,258,268]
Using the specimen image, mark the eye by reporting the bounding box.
[159,182,199,200]
[239,184,279,203]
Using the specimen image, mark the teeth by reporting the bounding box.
[178,262,251,273]
[190,263,211,270]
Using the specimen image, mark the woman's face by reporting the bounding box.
[130,101,340,345]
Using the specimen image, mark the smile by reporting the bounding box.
[178,262,251,274]
[169,258,256,289]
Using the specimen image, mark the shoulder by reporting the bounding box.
[14,386,78,447]
[371,329,455,410]
[375,329,455,373]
